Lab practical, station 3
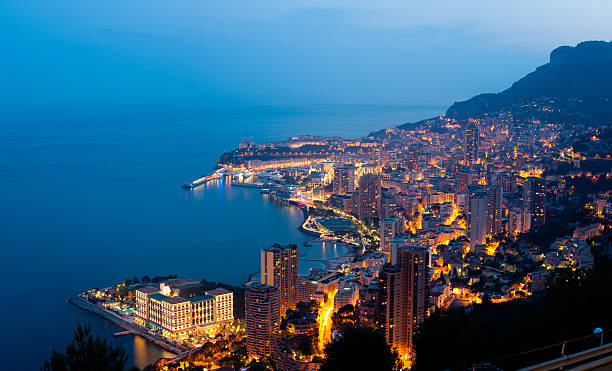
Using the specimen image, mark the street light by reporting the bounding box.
[594,328,603,347]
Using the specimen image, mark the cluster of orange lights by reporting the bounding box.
[519,169,543,178]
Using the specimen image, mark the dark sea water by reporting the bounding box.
[0,103,442,369]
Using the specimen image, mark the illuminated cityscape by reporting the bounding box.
[9,2,610,369]
[71,90,612,369]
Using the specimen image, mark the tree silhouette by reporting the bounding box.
[42,324,136,371]
[320,326,401,371]
[246,357,274,370]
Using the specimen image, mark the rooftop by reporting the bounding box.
[262,243,298,253]
[148,293,188,304]
[207,287,232,296]
[136,286,160,294]
[187,294,214,302]
[163,296,188,304]
[246,281,277,292]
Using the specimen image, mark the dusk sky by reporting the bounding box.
[1,1,611,115]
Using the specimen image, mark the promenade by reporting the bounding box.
[68,296,188,355]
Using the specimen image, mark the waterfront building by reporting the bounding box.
[380,215,405,258]
[523,177,547,228]
[261,244,299,316]
[358,173,382,225]
[245,282,281,359]
[332,165,355,194]
[380,246,429,357]
[134,285,233,339]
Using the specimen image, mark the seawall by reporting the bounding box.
[68,296,187,355]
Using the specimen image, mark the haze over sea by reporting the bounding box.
[0,103,442,370]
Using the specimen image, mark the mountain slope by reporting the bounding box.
[446,41,612,124]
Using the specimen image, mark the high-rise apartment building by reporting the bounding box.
[380,246,429,356]
[464,123,479,164]
[332,165,355,194]
[485,185,503,237]
[261,244,299,316]
[523,177,546,228]
[381,192,400,220]
[468,191,487,251]
[245,282,281,359]
[358,173,382,225]
[380,215,405,258]
[508,207,531,235]
[456,169,475,194]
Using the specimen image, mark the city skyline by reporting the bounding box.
[1,1,612,370]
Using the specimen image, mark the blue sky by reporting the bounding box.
[1,0,611,115]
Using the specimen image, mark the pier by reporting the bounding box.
[182,171,223,189]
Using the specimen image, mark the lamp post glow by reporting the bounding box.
[594,328,603,347]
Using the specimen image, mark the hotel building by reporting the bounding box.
[134,284,233,339]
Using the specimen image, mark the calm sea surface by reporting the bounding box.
[0,103,442,369]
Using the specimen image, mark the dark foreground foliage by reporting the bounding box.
[414,262,612,370]
[42,324,137,371]
[320,326,402,371]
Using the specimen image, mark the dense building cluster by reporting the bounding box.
[231,112,611,368]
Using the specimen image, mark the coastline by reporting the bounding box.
[68,296,187,355]
[67,185,357,361]
[2,103,447,370]
[298,206,323,237]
